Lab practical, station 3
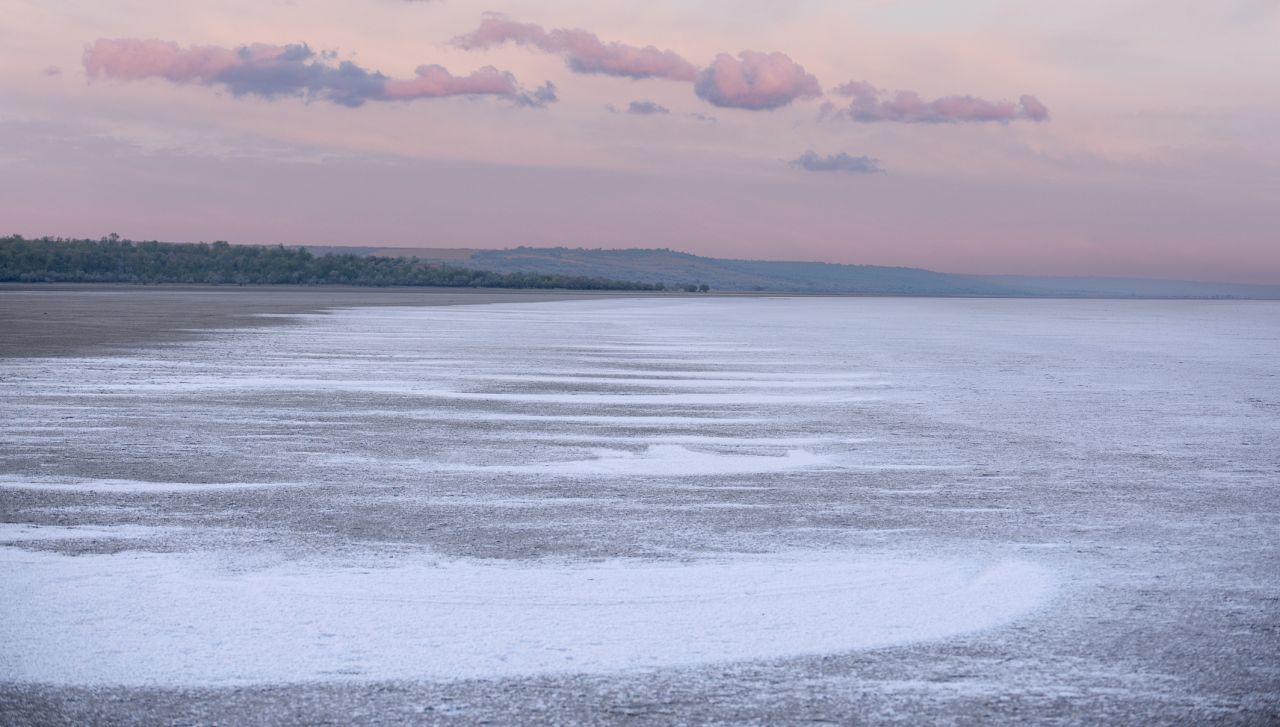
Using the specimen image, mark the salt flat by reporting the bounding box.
[1,292,1277,723]
[2,548,1049,686]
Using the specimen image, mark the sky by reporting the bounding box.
[1,0,1277,282]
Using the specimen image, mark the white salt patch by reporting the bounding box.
[423,391,872,405]
[547,343,761,351]
[459,445,833,476]
[536,356,796,366]
[457,375,888,389]
[0,523,173,542]
[28,377,876,404]
[4,426,125,432]
[402,412,763,425]
[0,548,1052,686]
[837,464,964,472]
[484,369,885,381]
[515,434,855,447]
[0,476,304,493]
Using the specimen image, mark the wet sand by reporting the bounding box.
[0,284,651,358]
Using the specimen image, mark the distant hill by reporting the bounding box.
[0,237,663,291]
[306,246,1280,299]
[971,275,1280,299]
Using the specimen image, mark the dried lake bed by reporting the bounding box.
[1,288,1277,724]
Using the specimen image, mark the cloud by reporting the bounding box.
[694,51,821,110]
[83,38,549,108]
[791,151,882,174]
[831,81,1049,123]
[453,16,698,81]
[512,81,559,108]
[627,100,670,115]
[380,63,521,102]
[453,18,822,113]
[84,38,248,83]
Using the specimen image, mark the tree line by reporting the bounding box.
[0,235,693,291]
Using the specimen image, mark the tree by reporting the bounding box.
[0,235,666,291]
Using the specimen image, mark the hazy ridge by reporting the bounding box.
[309,246,1280,299]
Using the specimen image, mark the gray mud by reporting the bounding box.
[0,284,644,358]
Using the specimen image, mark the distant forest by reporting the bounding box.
[0,236,676,291]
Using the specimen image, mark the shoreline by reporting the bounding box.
[0,285,663,358]
[3,284,1275,359]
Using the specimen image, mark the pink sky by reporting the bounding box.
[1,0,1277,282]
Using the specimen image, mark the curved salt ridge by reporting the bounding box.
[466,369,886,380]
[40,381,876,403]
[512,434,855,446]
[454,375,888,389]
[424,391,871,405]
[0,476,302,493]
[456,445,834,476]
[0,549,1052,686]
[407,412,764,425]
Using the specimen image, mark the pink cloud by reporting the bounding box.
[832,80,1049,123]
[381,64,518,99]
[83,38,550,107]
[694,51,821,110]
[84,38,263,83]
[452,17,548,50]
[1018,94,1050,121]
[453,18,824,112]
[452,17,698,81]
